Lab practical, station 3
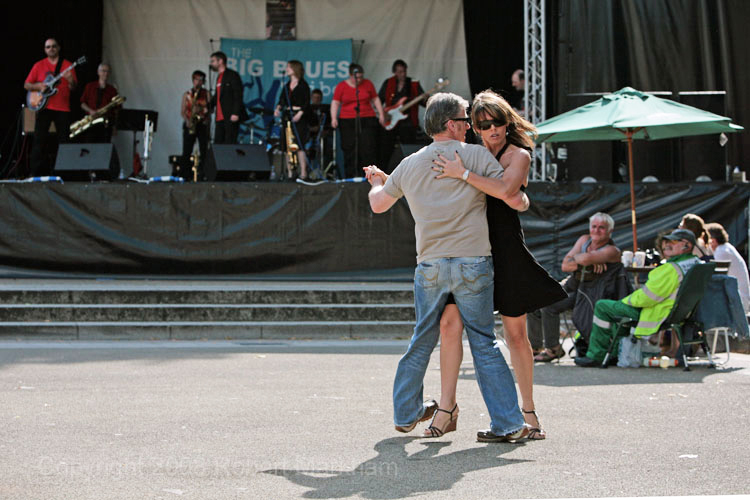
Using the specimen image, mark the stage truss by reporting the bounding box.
[524,0,548,180]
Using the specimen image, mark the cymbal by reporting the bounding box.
[248,107,274,115]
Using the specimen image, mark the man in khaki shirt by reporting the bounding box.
[365,92,532,442]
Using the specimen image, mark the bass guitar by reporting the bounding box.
[383,77,450,131]
[26,56,86,111]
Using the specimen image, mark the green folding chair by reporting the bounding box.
[601,262,716,370]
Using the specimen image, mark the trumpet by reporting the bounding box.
[69,95,126,139]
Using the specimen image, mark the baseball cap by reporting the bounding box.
[663,228,697,246]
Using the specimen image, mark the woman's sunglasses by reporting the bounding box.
[476,119,507,131]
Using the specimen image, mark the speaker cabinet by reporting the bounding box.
[386,143,425,173]
[53,143,120,181]
[205,144,272,181]
[22,106,55,135]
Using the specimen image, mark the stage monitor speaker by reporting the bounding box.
[678,92,727,181]
[386,143,425,173]
[53,143,119,181]
[205,144,272,181]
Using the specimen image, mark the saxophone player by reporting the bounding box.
[181,70,209,180]
[274,60,310,180]
[79,63,118,143]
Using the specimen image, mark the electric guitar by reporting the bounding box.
[383,78,450,131]
[26,56,86,111]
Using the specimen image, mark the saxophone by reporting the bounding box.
[188,88,206,135]
[69,95,126,138]
[285,117,299,171]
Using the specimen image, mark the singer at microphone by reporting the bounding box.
[330,63,386,178]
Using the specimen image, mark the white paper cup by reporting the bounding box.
[622,250,634,267]
[633,251,646,267]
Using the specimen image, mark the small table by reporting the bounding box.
[625,266,655,286]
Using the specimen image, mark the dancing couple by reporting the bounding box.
[365,90,564,442]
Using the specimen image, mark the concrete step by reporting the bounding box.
[0,289,414,305]
[0,303,416,322]
[0,321,417,341]
[0,279,419,340]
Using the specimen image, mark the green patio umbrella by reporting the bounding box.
[535,87,743,252]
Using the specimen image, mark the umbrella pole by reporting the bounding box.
[627,131,637,252]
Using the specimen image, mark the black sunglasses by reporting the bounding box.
[443,117,471,126]
[476,119,507,131]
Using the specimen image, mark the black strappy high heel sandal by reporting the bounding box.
[522,408,546,440]
[422,404,459,438]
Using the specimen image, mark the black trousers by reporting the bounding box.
[182,123,209,180]
[30,109,70,176]
[214,120,239,144]
[339,116,379,178]
[526,276,577,350]
[378,121,417,172]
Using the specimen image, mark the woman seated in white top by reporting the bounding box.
[706,222,750,313]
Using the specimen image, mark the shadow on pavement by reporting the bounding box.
[457,362,742,386]
[261,436,530,498]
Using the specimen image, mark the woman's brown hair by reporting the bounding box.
[470,89,536,150]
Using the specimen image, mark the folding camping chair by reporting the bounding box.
[601,262,716,371]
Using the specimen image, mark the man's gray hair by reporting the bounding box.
[589,212,615,233]
[424,92,469,137]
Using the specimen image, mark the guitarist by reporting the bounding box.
[24,38,77,176]
[377,60,425,171]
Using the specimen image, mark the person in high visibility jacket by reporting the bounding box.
[575,229,701,367]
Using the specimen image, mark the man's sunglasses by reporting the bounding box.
[476,119,507,131]
[443,117,471,126]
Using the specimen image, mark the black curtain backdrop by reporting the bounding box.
[462,0,525,100]
[549,0,749,171]
[0,0,103,179]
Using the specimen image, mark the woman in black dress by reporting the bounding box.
[274,60,310,179]
[423,90,566,440]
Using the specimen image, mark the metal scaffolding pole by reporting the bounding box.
[524,0,547,180]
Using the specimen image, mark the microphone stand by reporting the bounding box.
[208,38,217,144]
[354,74,361,177]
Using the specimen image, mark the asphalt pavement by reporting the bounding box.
[1,339,749,499]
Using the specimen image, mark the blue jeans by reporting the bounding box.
[393,256,524,435]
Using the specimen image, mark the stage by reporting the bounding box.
[1,180,749,278]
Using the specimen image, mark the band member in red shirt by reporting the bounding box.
[80,63,118,143]
[330,63,385,178]
[378,60,425,170]
[24,38,77,176]
[209,51,248,144]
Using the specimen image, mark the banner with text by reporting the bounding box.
[220,38,352,144]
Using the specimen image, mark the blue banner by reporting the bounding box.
[220,38,352,144]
